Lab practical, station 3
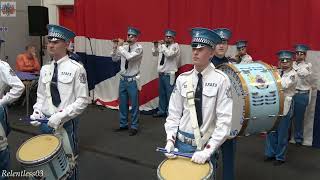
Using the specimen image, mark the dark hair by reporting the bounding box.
[25,44,36,51]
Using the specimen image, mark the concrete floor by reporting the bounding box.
[5,104,320,180]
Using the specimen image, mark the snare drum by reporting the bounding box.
[16,134,70,180]
[218,62,284,138]
[157,157,213,180]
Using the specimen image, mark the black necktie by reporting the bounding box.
[125,46,131,69]
[160,44,169,66]
[280,70,284,77]
[195,73,203,127]
[50,62,61,107]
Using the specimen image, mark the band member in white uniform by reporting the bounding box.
[164,27,233,179]
[152,29,180,118]
[264,50,297,165]
[0,38,25,179]
[292,44,312,146]
[30,25,89,180]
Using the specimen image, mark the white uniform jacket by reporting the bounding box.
[165,63,233,153]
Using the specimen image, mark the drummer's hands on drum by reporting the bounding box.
[30,109,45,126]
[48,112,65,130]
[165,140,177,159]
[191,149,211,164]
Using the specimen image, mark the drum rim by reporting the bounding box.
[16,134,62,164]
[221,63,250,137]
[157,158,213,180]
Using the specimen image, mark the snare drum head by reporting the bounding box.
[158,157,212,180]
[17,134,61,164]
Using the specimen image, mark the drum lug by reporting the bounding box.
[269,90,276,94]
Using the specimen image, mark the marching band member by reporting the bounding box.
[211,28,232,67]
[264,50,297,165]
[29,25,89,180]
[111,27,143,136]
[212,27,236,180]
[164,27,232,180]
[234,40,253,64]
[0,38,25,178]
[152,29,180,118]
[292,44,312,146]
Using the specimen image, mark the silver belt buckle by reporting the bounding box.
[186,137,192,145]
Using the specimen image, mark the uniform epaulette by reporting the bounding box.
[70,59,83,68]
[179,69,194,76]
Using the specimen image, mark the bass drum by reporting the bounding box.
[218,62,284,139]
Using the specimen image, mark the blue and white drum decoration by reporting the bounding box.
[218,62,284,139]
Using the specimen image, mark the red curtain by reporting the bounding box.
[75,0,320,65]
[59,6,76,33]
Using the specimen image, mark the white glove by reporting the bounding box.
[165,140,177,159]
[191,149,212,164]
[48,112,65,130]
[29,110,45,126]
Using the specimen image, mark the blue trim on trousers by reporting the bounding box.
[157,73,174,115]
[265,102,294,161]
[0,105,10,180]
[293,93,309,143]
[119,78,139,129]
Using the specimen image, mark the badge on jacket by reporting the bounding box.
[79,73,87,84]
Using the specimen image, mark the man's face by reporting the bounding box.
[165,36,174,44]
[127,34,137,44]
[47,39,68,57]
[237,47,247,55]
[280,59,293,70]
[214,40,228,57]
[27,46,36,56]
[295,51,306,61]
[192,46,214,67]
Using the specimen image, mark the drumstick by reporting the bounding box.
[19,117,49,123]
[156,147,193,158]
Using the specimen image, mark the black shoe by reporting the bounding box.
[129,129,138,136]
[295,142,302,147]
[113,127,128,132]
[152,113,167,118]
[273,160,285,166]
[264,156,275,162]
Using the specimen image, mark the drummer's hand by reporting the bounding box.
[29,110,44,126]
[191,149,211,164]
[165,140,177,159]
[48,112,65,130]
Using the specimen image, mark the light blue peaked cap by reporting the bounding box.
[165,29,176,37]
[127,26,141,36]
[277,50,294,62]
[236,40,248,49]
[47,24,76,42]
[190,28,222,48]
[294,44,309,53]
[213,28,232,41]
